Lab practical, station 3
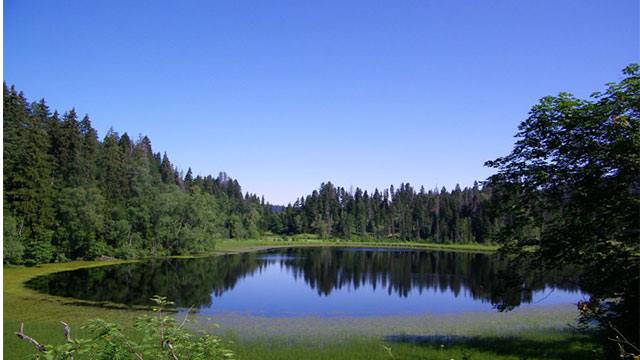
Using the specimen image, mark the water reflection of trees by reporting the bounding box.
[26,253,267,308]
[27,248,581,310]
[277,248,581,309]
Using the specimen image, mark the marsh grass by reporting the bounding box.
[186,303,582,341]
[232,331,602,360]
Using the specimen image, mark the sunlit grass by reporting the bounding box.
[4,260,143,358]
[215,236,500,253]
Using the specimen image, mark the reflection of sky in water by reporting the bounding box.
[256,254,302,261]
[196,262,585,317]
[341,247,419,253]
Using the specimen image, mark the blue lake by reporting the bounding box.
[26,247,585,317]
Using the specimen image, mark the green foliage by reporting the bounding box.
[55,186,107,259]
[21,296,234,360]
[23,237,55,266]
[4,86,55,260]
[276,181,498,243]
[150,186,223,255]
[3,213,25,264]
[486,64,640,355]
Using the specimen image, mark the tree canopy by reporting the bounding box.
[3,84,269,263]
[486,64,640,353]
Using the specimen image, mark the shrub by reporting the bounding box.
[15,296,234,359]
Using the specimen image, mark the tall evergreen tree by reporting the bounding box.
[79,115,100,183]
[3,84,55,261]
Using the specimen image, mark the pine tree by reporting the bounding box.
[160,153,174,184]
[184,167,194,188]
[99,129,127,201]
[79,115,100,183]
[58,109,83,186]
[3,86,55,260]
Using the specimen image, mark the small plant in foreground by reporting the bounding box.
[15,295,234,359]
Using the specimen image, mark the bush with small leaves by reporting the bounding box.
[16,296,234,359]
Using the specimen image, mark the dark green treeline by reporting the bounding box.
[274,182,500,242]
[4,84,500,264]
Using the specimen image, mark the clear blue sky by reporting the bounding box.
[5,0,639,204]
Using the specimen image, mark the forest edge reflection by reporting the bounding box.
[26,247,584,316]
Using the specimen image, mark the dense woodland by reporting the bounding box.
[276,182,499,242]
[3,83,271,263]
[3,83,501,264]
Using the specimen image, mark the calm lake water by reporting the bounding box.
[27,247,585,317]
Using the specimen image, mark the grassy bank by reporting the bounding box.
[4,260,143,358]
[4,239,599,359]
[214,236,500,253]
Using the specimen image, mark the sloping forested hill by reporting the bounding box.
[3,83,270,264]
[3,83,501,264]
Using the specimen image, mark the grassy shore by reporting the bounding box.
[4,260,142,358]
[4,239,600,359]
[214,236,500,253]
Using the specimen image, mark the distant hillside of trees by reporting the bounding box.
[3,83,501,264]
[274,182,501,243]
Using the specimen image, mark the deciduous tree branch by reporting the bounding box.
[15,322,46,352]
